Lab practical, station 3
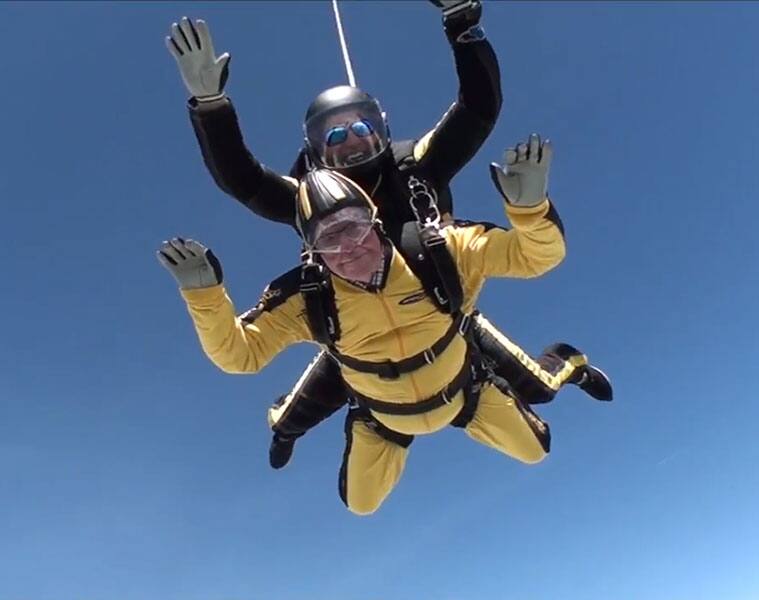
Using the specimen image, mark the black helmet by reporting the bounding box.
[295,169,379,250]
[303,85,390,171]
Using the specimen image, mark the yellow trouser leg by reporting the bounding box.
[465,384,549,464]
[341,419,409,516]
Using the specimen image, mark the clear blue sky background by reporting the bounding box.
[2,2,758,599]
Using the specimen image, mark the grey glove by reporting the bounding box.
[429,0,481,20]
[165,17,230,101]
[157,238,223,290]
[490,133,553,207]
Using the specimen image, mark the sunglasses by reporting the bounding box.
[312,220,374,254]
[324,119,376,147]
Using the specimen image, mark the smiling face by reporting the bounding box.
[314,208,383,283]
[304,95,389,170]
[321,110,383,169]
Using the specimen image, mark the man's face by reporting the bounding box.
[322,110,382,168]
[313,208,383,283]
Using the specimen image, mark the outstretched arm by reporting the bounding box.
[167,17,298,227]
[414,1,503,185]
[157,239,311,374]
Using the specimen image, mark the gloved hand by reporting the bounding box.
[428,0,484,43]
[165,17,230,101]
[490,133,553,207]
[157,238,223,290]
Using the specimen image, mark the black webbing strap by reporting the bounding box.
[300,262,339,345]
[399,221,463,314]
[450,335,487,429]
[332,312,472,379]
[419,225,463,313]
[348,349,474,416]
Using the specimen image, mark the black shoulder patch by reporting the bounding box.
[452,219,508,233]
[240,266,302,324]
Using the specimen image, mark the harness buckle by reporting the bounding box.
[458,313,472,336]
[407,175,442,227]
[423,348,436,365]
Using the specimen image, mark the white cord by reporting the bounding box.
[332,0,357,87]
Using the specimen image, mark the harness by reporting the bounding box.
[299,148,490,431]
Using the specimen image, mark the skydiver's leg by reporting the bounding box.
[268,351,349,468]
[464,382,550,463]
[473,313,613,404]
[338,407,412,516]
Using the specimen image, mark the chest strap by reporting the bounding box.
[347,348,474,416]
[331,312,471,380]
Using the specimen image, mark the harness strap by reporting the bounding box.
[348,349,474,416]
[300,262,339,345]
[450,334,488,429]
[399,220,463,314]
[419,225,463,313]
[332,312,471,379]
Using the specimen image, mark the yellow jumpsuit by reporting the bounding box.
[180,198,566,515]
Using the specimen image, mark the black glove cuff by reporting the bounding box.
[443,1,483,41]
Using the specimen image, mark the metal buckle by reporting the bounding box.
[458,313,471,336]
[407,175,441,227]
[433,287,449,306]
[326,316,337,337]
[423,348,436,365]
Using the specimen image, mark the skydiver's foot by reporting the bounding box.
[542,342,613,402]
[269,434,297,469]
[574,365,613,402]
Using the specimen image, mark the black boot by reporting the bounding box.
[269,433,297,469]
[542,343,613,402]
[574,365,613,401]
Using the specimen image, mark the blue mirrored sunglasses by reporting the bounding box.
[325,119,376,147]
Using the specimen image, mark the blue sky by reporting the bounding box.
[2,1,758,599]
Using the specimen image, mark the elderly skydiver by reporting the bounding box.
[158,135,611,515]
[165,2,611,470]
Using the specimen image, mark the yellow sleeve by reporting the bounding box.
[180,282,313,375]
[449,198,567,283]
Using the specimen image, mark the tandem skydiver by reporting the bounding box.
[164,1,611,470]
[158,135,606,514]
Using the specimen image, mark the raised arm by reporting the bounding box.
[414,1,503,185]
[157,238,311,374]
[167,17,297,226]
[451,134,566,283]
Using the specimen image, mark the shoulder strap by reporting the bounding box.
[390,140,417,172]
[398,221,463,315]
[300,262,340,345]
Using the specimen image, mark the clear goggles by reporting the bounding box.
[310,208,375,254]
